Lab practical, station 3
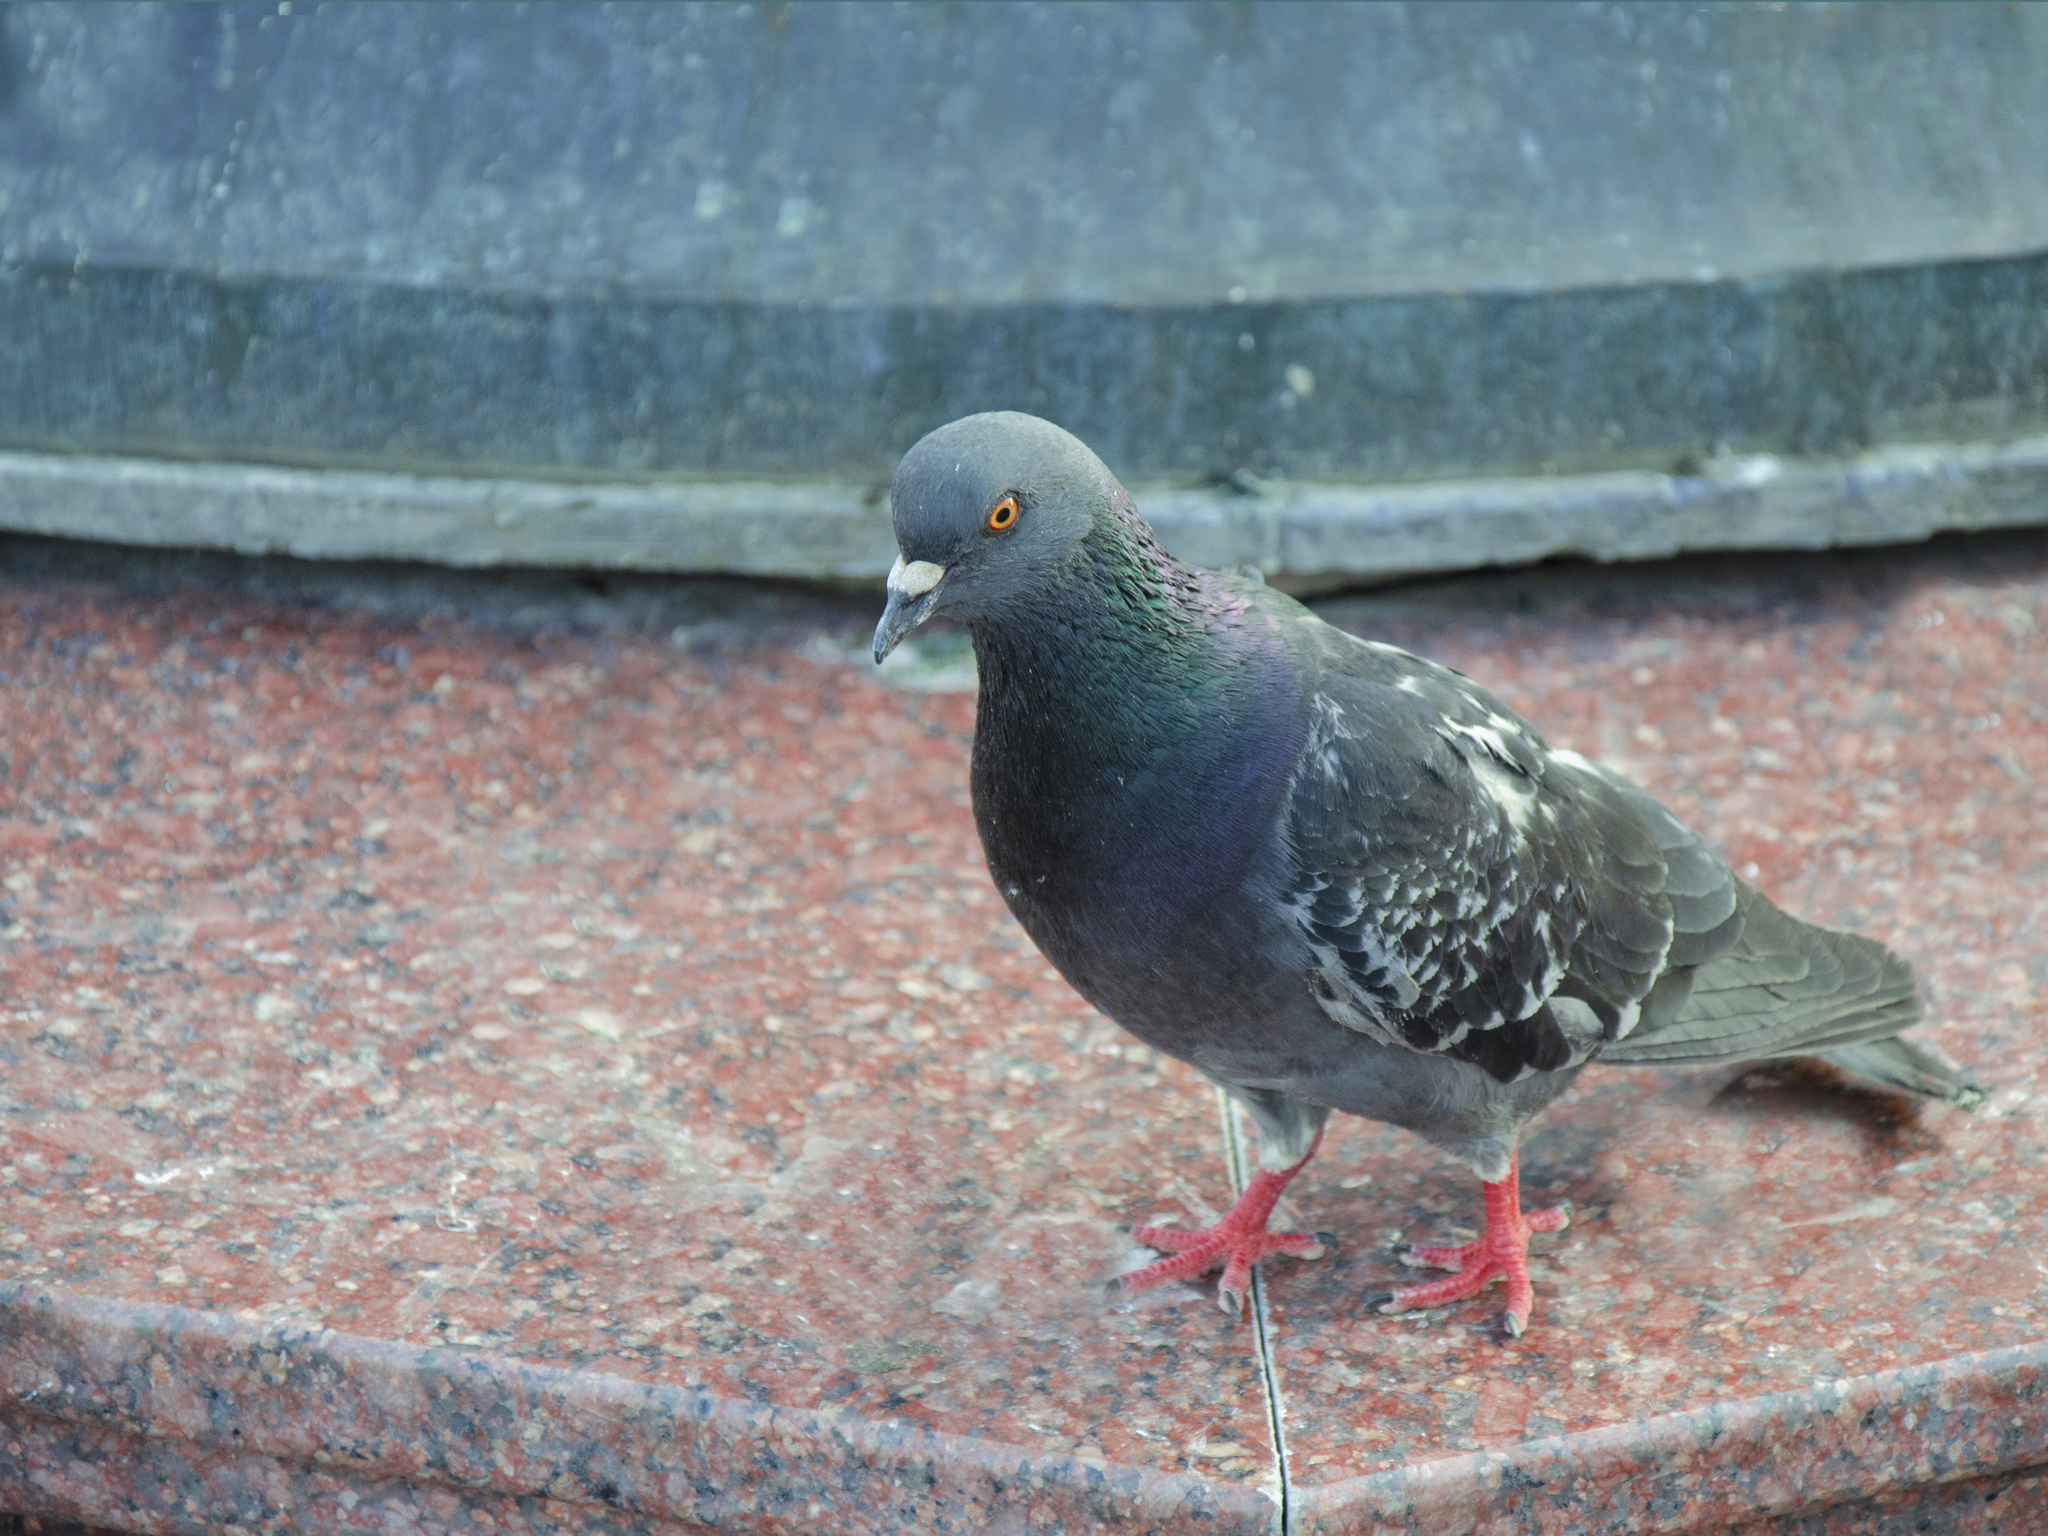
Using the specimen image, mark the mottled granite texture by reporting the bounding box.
[1,529,2045,1532]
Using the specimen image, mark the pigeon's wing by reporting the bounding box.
[1281,631,1742,1084]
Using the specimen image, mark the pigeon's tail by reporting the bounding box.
[1811,1037,1987,1108]
[1597,881,1985,1107]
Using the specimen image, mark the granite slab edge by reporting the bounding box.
[1293,1338,2048,1535]
[3,433,2046,588]
[0,1283,1280,1536]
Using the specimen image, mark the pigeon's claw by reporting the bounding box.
[1115,1134,1326,1317]
[1399,1237,1482,1270]
[1400,1198,1567,1272]
[1379,1152,1566,1337]
[1122,1221,1328,1316]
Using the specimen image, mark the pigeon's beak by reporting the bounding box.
[873,557,947,663]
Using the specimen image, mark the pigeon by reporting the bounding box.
[872,411,1984,1337]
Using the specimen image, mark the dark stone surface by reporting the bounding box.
[0,1517,124,1536]
[5,252,2048,484]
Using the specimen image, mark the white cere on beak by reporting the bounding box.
[888,557,946,598]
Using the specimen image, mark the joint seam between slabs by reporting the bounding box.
[1220,1089,1294,1535]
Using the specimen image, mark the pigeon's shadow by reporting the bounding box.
[1706,1057,1942,1160]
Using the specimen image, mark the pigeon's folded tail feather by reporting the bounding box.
[1597,881,1982,1106]
[1813,1038,1988,1108]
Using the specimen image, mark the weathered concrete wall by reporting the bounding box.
[8,2,2048,304]
[3,2,2047,575]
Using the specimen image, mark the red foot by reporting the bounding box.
[1380,1152,1569,1337]
[1116,1132,1329,1316]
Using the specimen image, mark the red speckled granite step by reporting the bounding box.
[0,532,2043,1534]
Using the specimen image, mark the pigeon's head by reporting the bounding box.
[873,412,1121,662]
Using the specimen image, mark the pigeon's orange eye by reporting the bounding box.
[986,495,1020,533]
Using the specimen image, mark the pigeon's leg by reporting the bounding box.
[1118,1093,1333,1317]
[1378,1151,1568,1337]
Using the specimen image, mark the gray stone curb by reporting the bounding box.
[3,438,2046,588]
